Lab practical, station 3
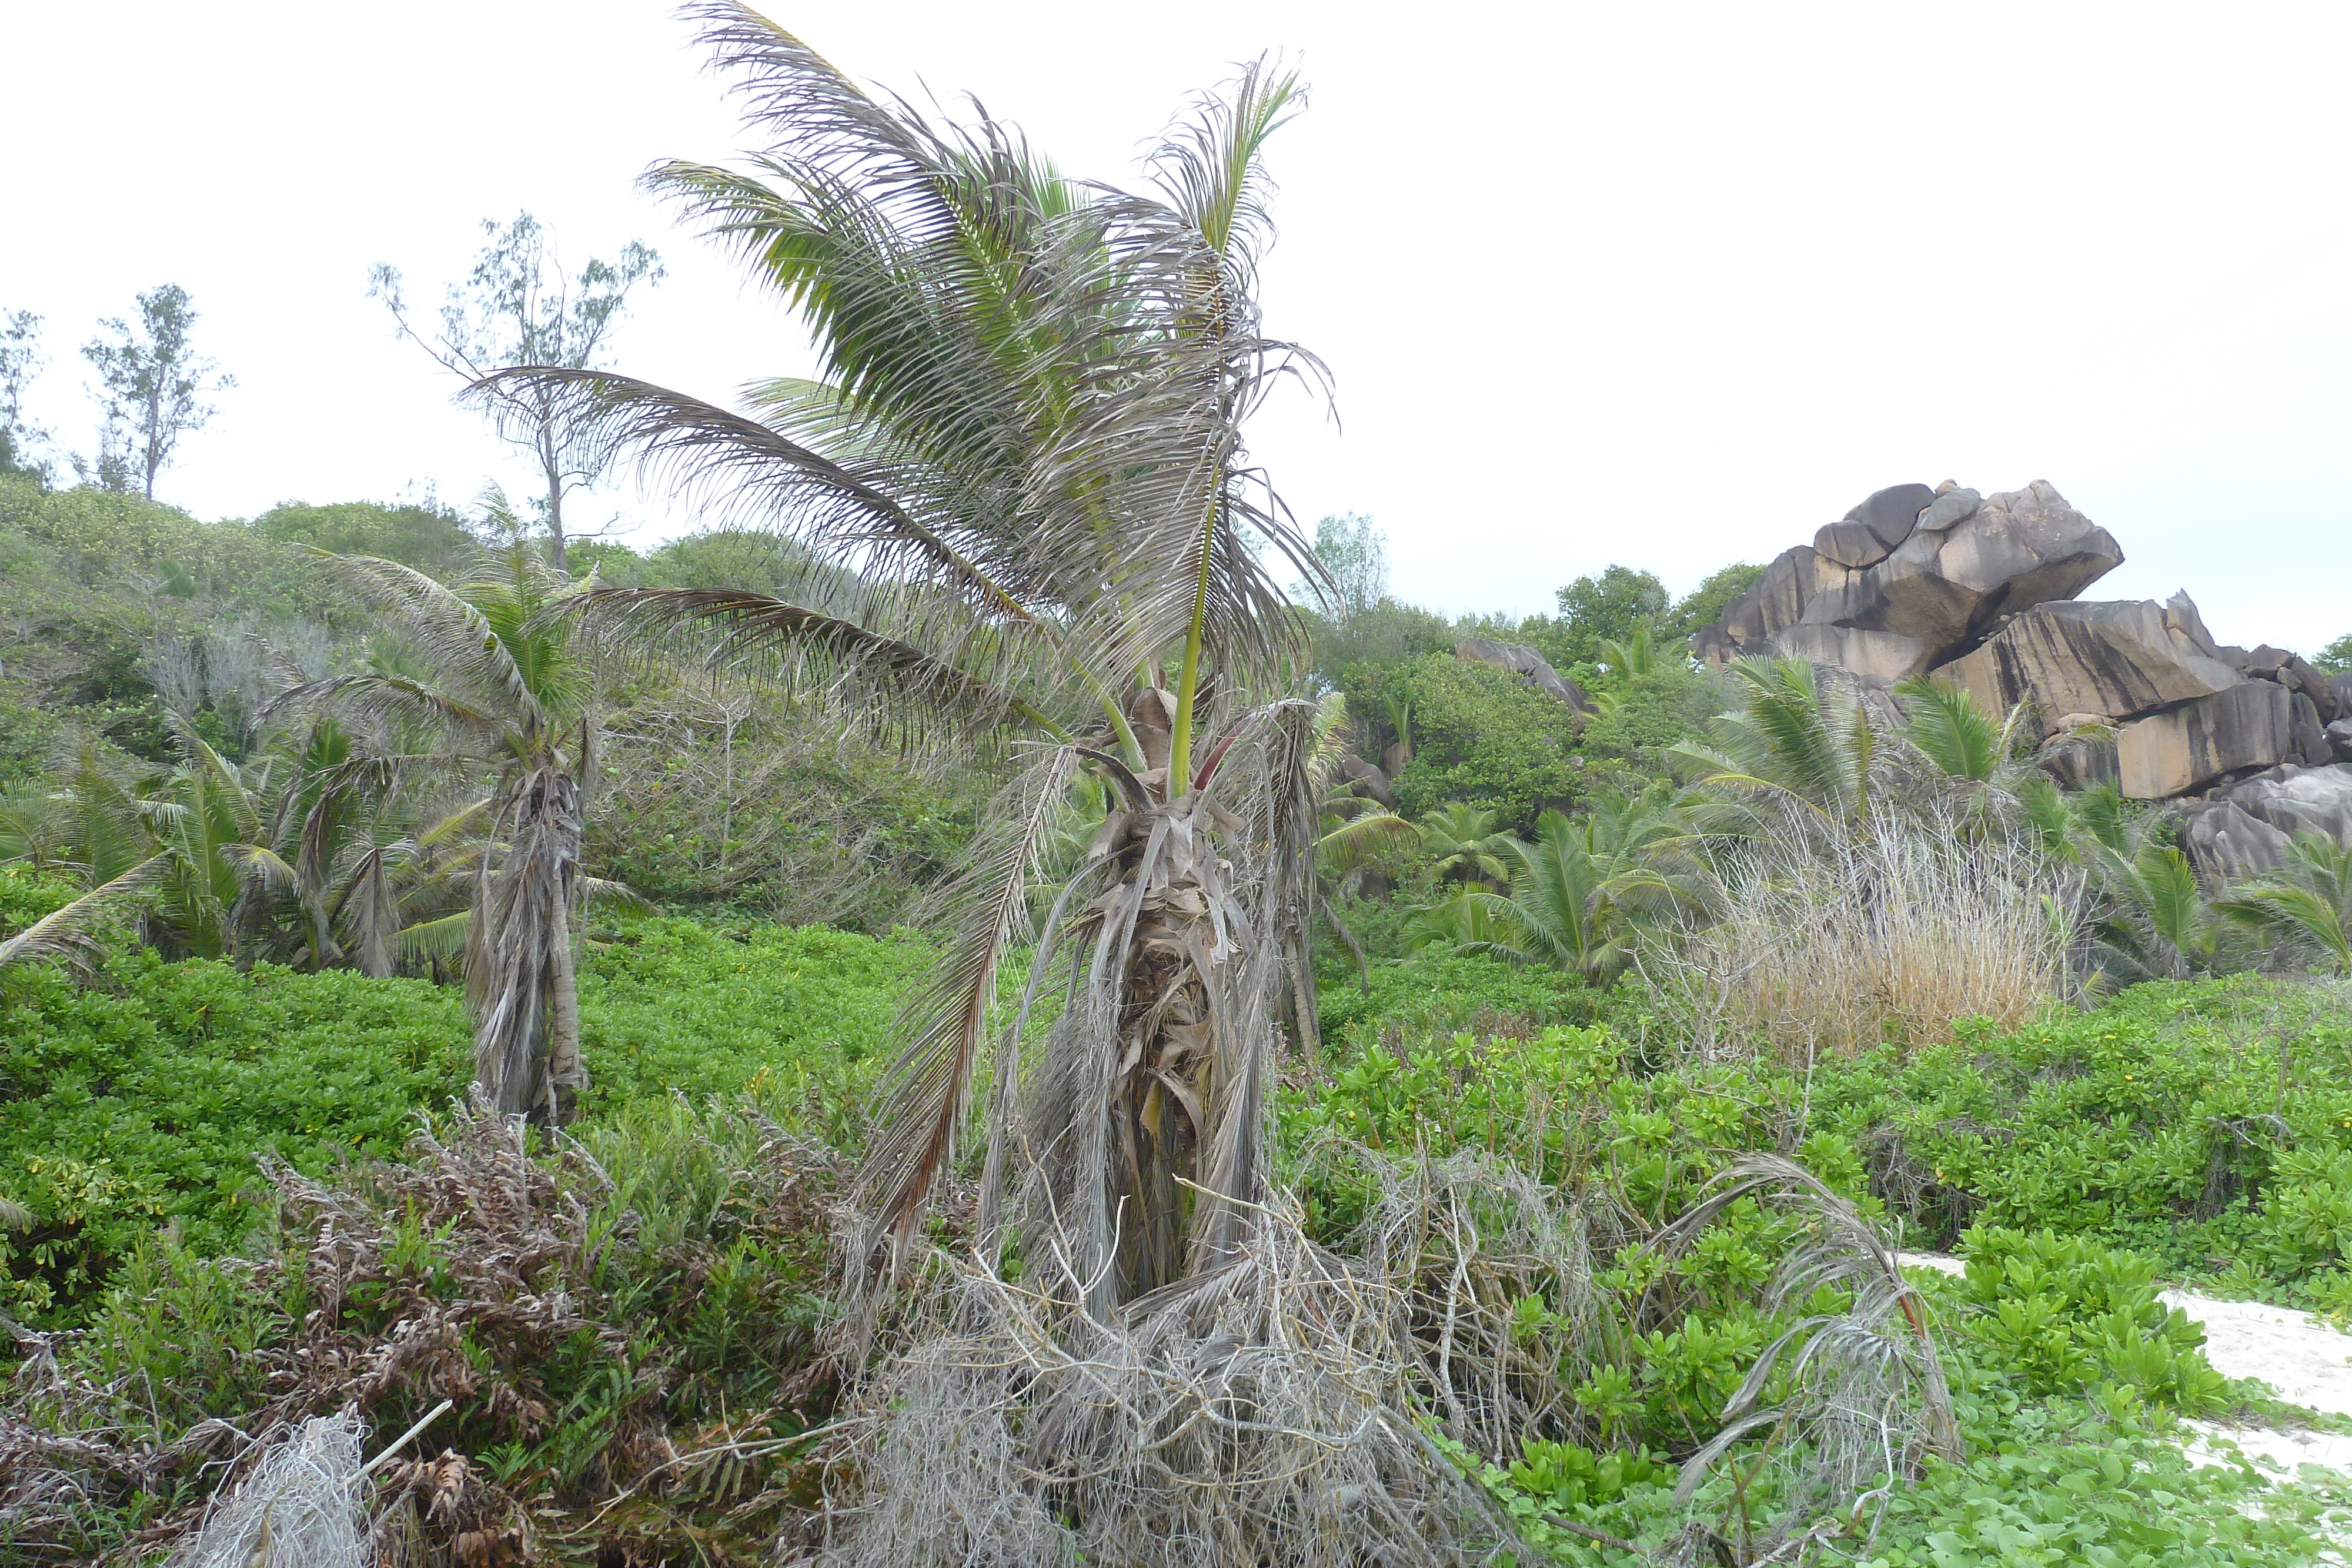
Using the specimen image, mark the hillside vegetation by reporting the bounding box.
[8,16,2352,1567]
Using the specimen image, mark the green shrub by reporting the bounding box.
[1372,653,1589,832]
[1949,1226,2230,1412]
[1311,947,1608,1048]
[0,952,469,1318]
[577,915,928,1138]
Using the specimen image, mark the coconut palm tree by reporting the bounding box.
[470,7,1325,1310]
[1419,784,1709,982]
[268,544,613,1124]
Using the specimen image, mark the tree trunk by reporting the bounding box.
[544,456,567,572]
[468,764,584,1124]
[1102,798,1250,1302]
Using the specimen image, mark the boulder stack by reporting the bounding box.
[1688,480,2351,881]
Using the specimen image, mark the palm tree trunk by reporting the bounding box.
[469,764,584,1124]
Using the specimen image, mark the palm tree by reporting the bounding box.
[1670,656,1875,828]
[1421,785,1709,983]
[473,8,1324,1310]
[268,546,612,1124]
[2218,834,2352,976]
[1417,803,1516,887]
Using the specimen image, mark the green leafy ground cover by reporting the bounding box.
[1282,976,2352,1562]
[11,906,2352,1561]
[0,897,925,1325]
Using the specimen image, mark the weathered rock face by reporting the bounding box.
[1695,476,2338,813]
[1936,596,2242,738]
[2218,764,2352,847]
[1773,623,1925,686]
[2033,729,2120,791]
[1339,754,1398,810]
[1696,480,2124,681]
[1813,483,1939,569]
[2117,680,2295,799]
[2180,800,2296,884]
[1453,639,1591,712]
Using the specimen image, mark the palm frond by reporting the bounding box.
[295,552,546,731]
[850,745,1080,1286]
[1895,676,2003,782]
[0,854,170,981]
[563,586,1053,738]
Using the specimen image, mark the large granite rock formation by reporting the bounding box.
[2179,800,2297,883]
[1693,480,2124,681]
[1692,478,2347,855]
[1454,639,1591,712]
[2221,764,2352,846]
[2180,765,2352,884]
[2117,681,2294,799]
[1936,595,2241,740]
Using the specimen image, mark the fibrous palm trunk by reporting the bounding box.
[469,765,585,1124]
[981,694,1314,1318]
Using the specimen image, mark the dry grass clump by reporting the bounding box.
[797,1198,1505,1568]
[1662,802,2083,1061]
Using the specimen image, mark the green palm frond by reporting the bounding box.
[2217,833,2352,974]
[1894,676,2009,783]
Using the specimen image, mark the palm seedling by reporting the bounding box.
[1417,802,1516,888]
[473,6,1325,1311]
[268,544,616,1124]
[1421,784,1710,984]
[2217,833,2352,976]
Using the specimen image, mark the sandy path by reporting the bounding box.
[1898,1252,2352,1473]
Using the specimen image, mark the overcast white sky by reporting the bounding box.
[4,2,2347,652]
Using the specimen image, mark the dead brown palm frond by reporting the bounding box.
[807,1197,1506,1568]
[1655,1154,1960,1557]
[850,744,1081,1297]
[560,585,1052,740]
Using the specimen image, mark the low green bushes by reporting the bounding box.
[0,911,924,1323]
[0,951,469,1318]
[18,1096,840,1563]
[577,915,928,1136]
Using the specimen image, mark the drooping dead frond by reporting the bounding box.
[160,1413,366,1568]
[561,585,1051,739]
[848,744,1080,1294]
[803,1200,1506,1568]
[1655,1154,1961,1554]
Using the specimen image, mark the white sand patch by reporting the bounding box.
[2159,1292,2352,1417]
[1898,1250,2352,1476]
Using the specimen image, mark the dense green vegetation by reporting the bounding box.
[10,19,2352,1568]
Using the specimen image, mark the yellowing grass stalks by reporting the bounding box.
[1661,802,2083,1061]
